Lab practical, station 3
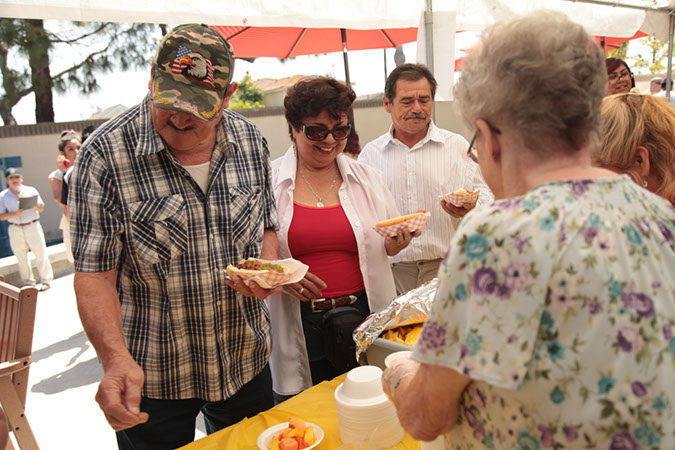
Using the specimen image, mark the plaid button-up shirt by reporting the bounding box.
[69,98,279,401]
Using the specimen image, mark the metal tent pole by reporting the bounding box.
[340,28,351,88]
[666,13,674,100]
[425,0,435,121]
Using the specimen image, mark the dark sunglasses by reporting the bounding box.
[299,123,352,142]
[467,122,502,162]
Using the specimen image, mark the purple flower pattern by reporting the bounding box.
[412,177,675,449]
[472,267,498,295]
[621,289,655,319]
[563,425,578,442]
[631,381,647,397]
[417,320,446,354]
[610,431,640,450]
[657,221,673,243]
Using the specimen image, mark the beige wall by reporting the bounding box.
[259,99,470,161]
[0,100,470,244]
[0,134,66,242]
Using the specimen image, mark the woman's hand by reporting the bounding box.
[225,275,282,300]
[384,358,471,442]
[385,229,421,256]
[56,154,68,172]
[283,271,327,301]
[440,198,477,218]
[384,208,424,256]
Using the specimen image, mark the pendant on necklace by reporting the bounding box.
[316,201,325,208]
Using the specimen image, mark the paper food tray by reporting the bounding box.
[226,258,309,289]
[372,212,431,238]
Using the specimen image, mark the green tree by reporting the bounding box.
[630,36,668,73]
[606,41,629,60]
[0,19,165,125]
[230,74,265,110]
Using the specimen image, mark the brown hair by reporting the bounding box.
[595,94,675,204]
[284,77,356,139]
[58,129,81,152]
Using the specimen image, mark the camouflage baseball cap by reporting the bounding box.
[151,23,235,121]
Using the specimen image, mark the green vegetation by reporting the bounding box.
[0,19,163,125]
[230,74,265,110]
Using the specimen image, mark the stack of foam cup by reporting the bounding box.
[334,365,405,449]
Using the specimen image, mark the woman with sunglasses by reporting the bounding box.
[593,93,675,204]
[606,57,635,96]
[268,77,419,403]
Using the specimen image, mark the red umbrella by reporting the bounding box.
[595,30,648,51]
[211,26,418,86]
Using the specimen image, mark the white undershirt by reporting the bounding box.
[184,161,210,193]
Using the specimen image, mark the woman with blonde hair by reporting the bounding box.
[594,93,675,204]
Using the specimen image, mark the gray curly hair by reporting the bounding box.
[454,10,607,152]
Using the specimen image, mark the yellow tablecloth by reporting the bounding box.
[178,373,421,450]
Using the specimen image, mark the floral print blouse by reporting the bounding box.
[413,176,675,449]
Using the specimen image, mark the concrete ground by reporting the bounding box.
[18,272,208,449]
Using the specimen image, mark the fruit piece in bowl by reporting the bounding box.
[262,417,322,450]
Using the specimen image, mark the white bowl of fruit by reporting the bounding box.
[257,416,324,450]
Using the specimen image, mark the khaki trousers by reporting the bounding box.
[8,221,54,285]
[392,258,442,296]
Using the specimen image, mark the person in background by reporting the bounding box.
[643,76,663,95]
[383,11,675,448]
[593,93,675,205]
[359,63,493,295]
[0,168,53,291]
[80,124,97,143]
[268,77,418,403]
[605,57,635,95]
[654,78,675,104]
[68,24,279,449]
[47,129,81,265]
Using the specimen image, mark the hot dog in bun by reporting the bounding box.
[375,212,424,228]
[226,258,291,277]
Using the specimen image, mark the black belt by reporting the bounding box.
[300,289,365,313]
[11,219,38,227]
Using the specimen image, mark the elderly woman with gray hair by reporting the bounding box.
[383,11,675,449]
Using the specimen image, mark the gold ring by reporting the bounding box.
[299,287,305,294]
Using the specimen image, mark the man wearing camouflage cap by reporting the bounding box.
[69,24,282,449]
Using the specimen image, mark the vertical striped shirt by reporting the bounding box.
[68,97,279,401]
[359,122,494,263]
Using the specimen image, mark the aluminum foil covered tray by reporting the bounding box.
[354,278,438,360]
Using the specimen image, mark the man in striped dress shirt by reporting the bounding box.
[359,64,493,295]
[69,24,280,449]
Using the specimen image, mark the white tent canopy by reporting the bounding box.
[0,0,424,29]
[1,0,672,98]
[1,0,671,42]
[445,0,646,36]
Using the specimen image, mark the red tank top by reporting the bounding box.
[288,202,365,297]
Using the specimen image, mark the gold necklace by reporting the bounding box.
[298,166,338,207]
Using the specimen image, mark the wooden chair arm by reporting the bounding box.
[0,357,31,377]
